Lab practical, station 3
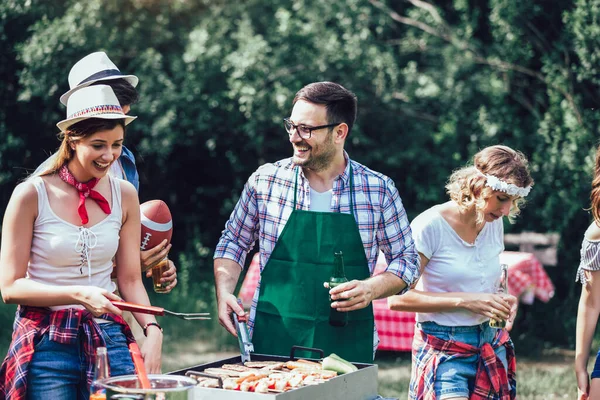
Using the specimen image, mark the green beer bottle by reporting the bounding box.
[489,263,509,329]
[329,251,349,327]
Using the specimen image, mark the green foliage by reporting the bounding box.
[1,0,600,352]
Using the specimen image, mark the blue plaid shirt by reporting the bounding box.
[214,153,420,340]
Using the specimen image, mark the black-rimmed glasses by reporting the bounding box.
[283,118,340,139]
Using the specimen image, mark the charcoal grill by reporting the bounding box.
[169,347,379,400]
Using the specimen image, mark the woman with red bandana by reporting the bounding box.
[0,85,163,399]
[389,145,534,400]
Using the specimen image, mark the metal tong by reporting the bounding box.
[232,298,254,362]
[112,300,211,320]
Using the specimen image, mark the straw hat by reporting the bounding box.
[56,85,137,132]
[59,51,139,105]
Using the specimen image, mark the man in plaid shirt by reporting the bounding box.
[213,82,419,361]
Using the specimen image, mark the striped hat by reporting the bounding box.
[59,51,138,105]
[56,85,136,132]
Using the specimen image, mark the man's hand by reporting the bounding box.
[217,292,245,336]
[141,239,171,272]
[145,259,178,293]
[325,280,375,312]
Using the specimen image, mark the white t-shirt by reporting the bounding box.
[412,203,504,326]
[309,187,333,212]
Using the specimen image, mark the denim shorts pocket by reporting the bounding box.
[33,331,50,350]
[419,323,455,342]
[100,323,128,347]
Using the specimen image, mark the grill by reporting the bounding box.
[169,351,379,400]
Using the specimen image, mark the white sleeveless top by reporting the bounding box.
[28,176,121,310]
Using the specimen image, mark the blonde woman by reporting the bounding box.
[0,85,162,399]
[389,145,533,400]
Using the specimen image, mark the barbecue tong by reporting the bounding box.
[112,301,210,320]
[232,299,254,362]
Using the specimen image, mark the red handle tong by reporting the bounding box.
[111,301,210,320]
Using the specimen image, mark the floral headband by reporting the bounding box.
[478,171,532,197]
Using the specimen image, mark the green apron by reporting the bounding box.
[252,165,375,363]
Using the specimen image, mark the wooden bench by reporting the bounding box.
[503,231,559,267]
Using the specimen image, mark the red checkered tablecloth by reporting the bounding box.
[237,251,554,352]
[499,251,555,304]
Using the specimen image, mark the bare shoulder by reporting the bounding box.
[117,179,139,202]
[585,222,600,241]
[11,180,38,205]
[5,180,39,221]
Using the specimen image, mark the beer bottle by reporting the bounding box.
[90,347,109,400]
[329,251,349,327]
[489,264,509,329]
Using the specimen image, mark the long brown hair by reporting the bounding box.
[446,145,534,224]
[37,118,125,177]
[591,146,600,224]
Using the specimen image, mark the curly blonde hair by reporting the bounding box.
[445,145,534,225]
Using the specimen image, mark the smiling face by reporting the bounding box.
[288,100,338,172]
[68,125,124,181]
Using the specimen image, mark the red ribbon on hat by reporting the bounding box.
[58,165,111,224]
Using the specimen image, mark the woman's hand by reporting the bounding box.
[576,369,590,400]
[75,286,123,317]
[140,239,171,272]
[503,293,519,331]
[141,327,163,374]
[459,292,514,321]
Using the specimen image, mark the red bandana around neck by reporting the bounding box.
[58,165,111,225]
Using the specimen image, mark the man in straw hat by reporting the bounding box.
[0,84,163,398]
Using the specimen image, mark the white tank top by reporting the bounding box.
[28,176,121,310]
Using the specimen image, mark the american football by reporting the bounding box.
[140,200,173,251]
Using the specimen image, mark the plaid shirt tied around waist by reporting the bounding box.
[410,327,516,400]
[0,306,135,400]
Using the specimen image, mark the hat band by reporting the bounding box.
[78,69,123,86]
[68,104,124,120]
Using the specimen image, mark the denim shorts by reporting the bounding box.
[27,322,136,400]
[417,321,509,399]
[592,348,600,379]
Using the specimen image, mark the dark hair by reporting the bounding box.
[293,82,357,134]
[91,78,139,106]
[41,118,126,176]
